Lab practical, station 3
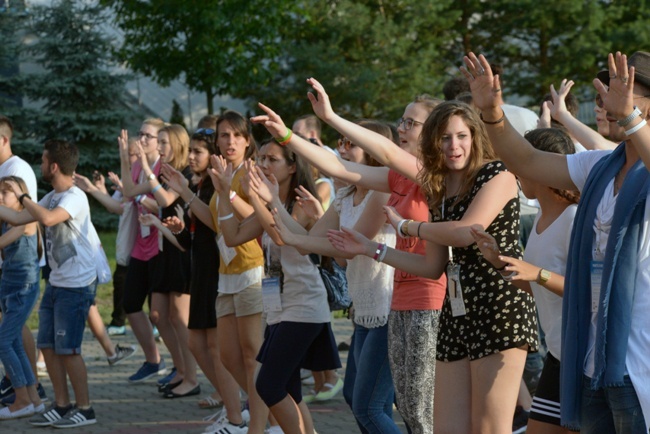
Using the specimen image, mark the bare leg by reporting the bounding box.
[127,311,160,364]
[62,354,90,407]
[269,395,306,434]
[517,378,533,410]
[434,359,472,434]
[86,304,115,357]
[470,347,527,434]
[236,313,267,434]
[218,314,246,424]
[168,292,197,394]
[151,293,183,382]
[42,348,70,407]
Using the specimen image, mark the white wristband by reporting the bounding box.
[625,119,647,136]
[218,213,234,222]
[229,191,237,202]
[617,106,642,127]
[396,219,407,238]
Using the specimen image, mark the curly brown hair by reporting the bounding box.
[418,101,496,216]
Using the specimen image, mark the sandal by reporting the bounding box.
[198,395,224,409]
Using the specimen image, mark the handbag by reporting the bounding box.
[312,254,351,311]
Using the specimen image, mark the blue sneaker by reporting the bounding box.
[128,359,166,383]
[1,383,48,405]
[157,367,177,387]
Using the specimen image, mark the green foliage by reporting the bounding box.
[249,0,459,140]
[170,99,187,129]
[102,0,299,113]
[1,0,130,229]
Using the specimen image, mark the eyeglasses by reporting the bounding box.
[337,137,355,150]
[397,117,424,131]
[596,93,650,109]
[138,131,157,141]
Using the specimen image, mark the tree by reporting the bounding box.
[4,0,131,228]
[102,0,298,114]
[247,0,460,142]
[170,99,186,129]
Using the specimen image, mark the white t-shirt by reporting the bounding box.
[524,205,577,360]
[39,186,96,288]
[0,155,38,199]
[567,149,650,425]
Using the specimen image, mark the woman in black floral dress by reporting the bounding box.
[328,101,538,434]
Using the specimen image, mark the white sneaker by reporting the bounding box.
[203,409,249,433]
[265,426,284,434]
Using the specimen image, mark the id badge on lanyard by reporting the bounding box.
[590,260,604,313]
[262,277,282,312]
[447,247,467,317]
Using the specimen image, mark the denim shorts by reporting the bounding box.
[37,280,97,355]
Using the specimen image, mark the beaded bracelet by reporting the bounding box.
[617,106,642,127]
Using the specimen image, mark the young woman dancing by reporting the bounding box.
[215,138,340,434]
[253,83,446,433]
[326,100,539,434]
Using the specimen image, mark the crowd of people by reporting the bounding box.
[0,49,648,434]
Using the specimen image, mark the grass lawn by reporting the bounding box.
[26,231,118,331]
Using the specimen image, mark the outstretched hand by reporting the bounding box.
[250,103,289,140]
[161,164,189,194]
[73,173,97,193]
[207,155,232,194]
[469,225,501,266]
[107,171,123,192]
[383,206,404,232]
[295,185,324,220]
[327,227,372,258]
[306,78,336,122]
[271,209,299,246]
[545,79,576,124]
[460,53,504,113]
[593,51,635,120]
[247,163,278,204]
[117,129,129,159]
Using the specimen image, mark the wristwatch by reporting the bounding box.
[537,268,551,285]
[147,173,156,181]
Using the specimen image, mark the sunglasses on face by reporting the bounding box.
[337,137,355,150]
[397,117,423,131]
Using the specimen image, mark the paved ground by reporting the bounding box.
[2,318,407,433]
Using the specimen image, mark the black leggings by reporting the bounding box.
[255,321,325,407]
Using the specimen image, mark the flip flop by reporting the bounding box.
[198,395,224,409]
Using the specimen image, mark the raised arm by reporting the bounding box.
[463,53,576,191]
[306,77,420,182]
[547,79,617,151]
[161,164,215,231]
[118,130,149,197]
[74,173,123,215]
[390,171,518,247]
[251,103,391,193]
[327,226,446,280]
[139,213,186,252]
[595,51,650,170]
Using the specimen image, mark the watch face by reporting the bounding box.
[540,269,551,282]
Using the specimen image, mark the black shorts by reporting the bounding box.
[529,352,561,426]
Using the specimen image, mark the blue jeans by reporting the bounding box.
[343,324,400,434]
[581,375,648,434]
[0,280,39,388]
[37,281,96,355]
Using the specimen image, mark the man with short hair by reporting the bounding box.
[464,50,650,433]
[0,139,98,428]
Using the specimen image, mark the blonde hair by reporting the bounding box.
[142,118,165,132]
[160,124,190,170]
[418,101,496,216]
